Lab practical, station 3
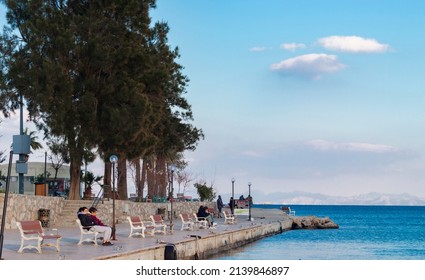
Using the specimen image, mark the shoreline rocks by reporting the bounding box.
[290,216,339,229]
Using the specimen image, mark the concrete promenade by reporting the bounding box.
[1,208,292,260]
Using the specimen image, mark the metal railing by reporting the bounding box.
[90,185,105,209]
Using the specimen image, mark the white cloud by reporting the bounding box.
[241,150,262,157]
[281,43,306,51]
[307,139,399,153]
[270,53,346,79]
[318,35,390,53]
[249,46,271,52]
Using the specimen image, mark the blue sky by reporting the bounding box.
[150,0,425,199]
[2,1,425,200]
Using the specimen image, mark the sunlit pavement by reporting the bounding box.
[1,208,286,260]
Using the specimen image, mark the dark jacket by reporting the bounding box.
[197,207,207,218]
[229,198,234,209]
[78,212,95,230]
[217,196,224,210]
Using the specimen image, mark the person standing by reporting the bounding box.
[229,197,235,214]
[217,195,224,218]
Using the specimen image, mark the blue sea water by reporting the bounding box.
[213,204,425,260]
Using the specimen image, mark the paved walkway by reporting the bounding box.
[1,208,287,260]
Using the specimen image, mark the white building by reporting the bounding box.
[0,162,70,195]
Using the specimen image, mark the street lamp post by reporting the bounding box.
[169,164,176,233]
[109,155,118,240]
[231,178,235,214]
[248,182,252,221]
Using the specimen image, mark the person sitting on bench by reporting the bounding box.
[89,207,115,238]
[77,207,113,246]
[197,206,214,228]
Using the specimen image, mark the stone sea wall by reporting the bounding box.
[0,194,215,229]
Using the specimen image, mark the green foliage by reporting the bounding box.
[81,171,103,190]
[34,171,51,183]
[0,0,204,199]
[194,182,216,202]
[23,127,43,152]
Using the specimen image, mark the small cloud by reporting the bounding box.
[241,150,262,157]
[281,43,306,51]
[318,35,390,53]
[307,139,399,153]
[270,53,346,79]
[249,46,271,52]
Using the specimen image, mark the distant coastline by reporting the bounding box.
[249,191,425,206]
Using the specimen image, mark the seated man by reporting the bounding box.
[197,206,214,228]
[89,207,115,237]
[77,207,113,246]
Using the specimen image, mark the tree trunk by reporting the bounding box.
[117,156,127,199]
[141,159,147,200]
[103,160,111,199]
[146,158,155,198]
[134,159,143,201]
[156,156,167,198]
[68,157,82,200]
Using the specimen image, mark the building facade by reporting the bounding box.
[0,162,70,195]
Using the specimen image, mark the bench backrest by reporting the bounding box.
[129,216,142,226]
[76,218,91,232]
[180,213,191,222]
[281,207,290,213]
[18,220,43,235]
[151,214,164,224]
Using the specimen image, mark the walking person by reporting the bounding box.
[217,195,224,218]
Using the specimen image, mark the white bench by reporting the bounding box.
[223,210,237,224]
[150,215,168,234]
[16,220,62,253]
[127,216,145,237]
[179,213,194,231]
[76,219,99,245]
[282,207,296,216]
[193,213,208,229]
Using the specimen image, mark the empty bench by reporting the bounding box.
[16,220,62,253]
[281,207,296,216]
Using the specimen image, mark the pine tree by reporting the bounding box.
[0,0,203,200]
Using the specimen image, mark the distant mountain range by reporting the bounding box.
[252,191,425,206]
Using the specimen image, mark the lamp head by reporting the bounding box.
[109,155,118,163]
[231,178,235,183]
[169,164,176,172]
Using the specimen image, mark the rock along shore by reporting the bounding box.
[290,215,340,229]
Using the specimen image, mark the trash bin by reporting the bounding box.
[164,243,177,260]
[157,207,166,219]
[35,183,47,196]
[38,208,50,228]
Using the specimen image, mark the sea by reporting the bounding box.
[211,204,425,260]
